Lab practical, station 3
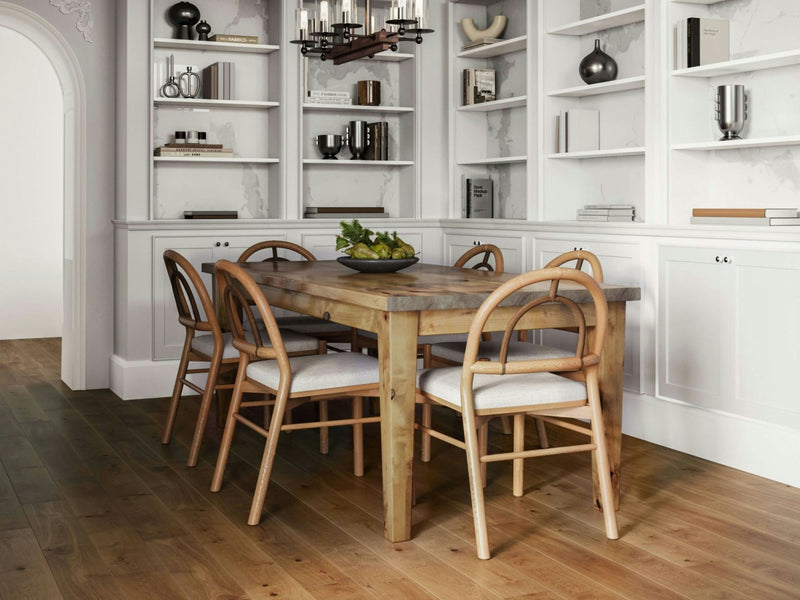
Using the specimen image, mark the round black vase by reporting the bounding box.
[168,2,201,40]
[579,39,618,84]
[196,20,211,41]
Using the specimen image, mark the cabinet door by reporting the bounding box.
[443,232,526,273]
[535,237,643,393]
[659,245,800,429]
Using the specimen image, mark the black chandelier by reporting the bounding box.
[291,0,433,65]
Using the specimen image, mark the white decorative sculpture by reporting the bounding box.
[460,15,507,42]
[50,0,94,43]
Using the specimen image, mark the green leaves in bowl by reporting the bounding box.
[336,219,416,259]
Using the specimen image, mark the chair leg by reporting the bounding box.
[587,372,619,540]
[319,400,329,455]
[479,423,488,488]
[162,333,193,444]
[352,397,364,477]
[187,352,223,467]
[211,360,247,493]
[512,414,525,497]
[500,416,512,435]
[535,418,549,449]
[420,403,432,462]
[248,387,290,526]
[462,413,491,560]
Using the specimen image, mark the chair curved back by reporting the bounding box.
[544,250,603,283]
[238,240,317,263]
[215,259,292,371]
[454,244,504,273]
[461,267,609,404]
[163,249,220,338]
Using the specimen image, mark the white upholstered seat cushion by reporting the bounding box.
[191,328,320,360]
[417,367,587,412]
[246,351,380,394]
[430,339,573,364]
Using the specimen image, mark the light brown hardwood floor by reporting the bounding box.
[0,338,798,599]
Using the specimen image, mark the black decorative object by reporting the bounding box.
[579,39,618,85]
[168,2,201,40]
[196,20,211,41]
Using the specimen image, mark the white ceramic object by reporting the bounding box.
[460,15,508,42]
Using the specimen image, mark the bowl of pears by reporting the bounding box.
[336,219,418,273]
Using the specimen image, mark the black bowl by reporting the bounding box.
[337,256,418,273]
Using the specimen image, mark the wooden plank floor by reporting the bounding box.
[1,338,799,599]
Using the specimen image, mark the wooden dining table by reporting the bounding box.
[202,259,640,543]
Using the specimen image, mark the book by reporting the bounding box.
[210,34,258,44]
[554,115,561,154]
[584,204,635,209]
[564,109,599,153]
[305,97,353,105]
[364,122,380,160]
[165,143,224,149]
[201,62,234,100]
[380,121,389,161]
[304,212,389,219]
[155,149,233,157]
[462,38,502,50]
[183,210,238,219]
[308,90,351,98]
[687,18,729,68]
[691,216,800,226]
[578,208,635,216]
[155,146,232,154]
[692,208,797,218]
[463,177,493,218]
[304,206,385,214]
[577,214,635,222]
[462,68,495,105]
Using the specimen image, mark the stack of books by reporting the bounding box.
[201,62,235,100]
[462,38,502,51]
[577,204,635,222]
[154,143,233,158]
[304,206,388,219]
[462,68,495,105]
[690,208,800,226]
[364,122,389,161]
[674,17,729,69]
[209,34,258,44]
[555,109,600,153]
[306,90,352,105]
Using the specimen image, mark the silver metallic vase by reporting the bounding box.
[715,84,748,141]
[345,121,369,160]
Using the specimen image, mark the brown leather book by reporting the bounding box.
[692,208,797,218]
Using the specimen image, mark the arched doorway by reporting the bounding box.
[0,3,87,389]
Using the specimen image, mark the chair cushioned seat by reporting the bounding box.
[430,340,573,364]
[191,328,320,360]
[247,351,380,394]
[417,367,587,412]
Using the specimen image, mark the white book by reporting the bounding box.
[558,113,566,153]
[565,109,599,153]
[689,18,729,67]
[690,216,769,225]
[305,97,353,105]
[308,90,351,98]
[678,19,687,69]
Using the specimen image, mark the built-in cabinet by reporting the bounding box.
[442,230,527,272]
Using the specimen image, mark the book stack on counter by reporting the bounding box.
[577,204,635,222]
[154,143,233,158]
[554,109,599,153]
[674,17,729,69]
[201,62,235,99]
[306,90,352,105]
[690,208,800,226]
[304,206,388,219]
[462,68,495,105]
[364,122,389,161]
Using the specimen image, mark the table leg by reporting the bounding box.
[592,301,625,511]
[377,310,419,542]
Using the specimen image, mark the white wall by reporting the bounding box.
[0,26,63,339]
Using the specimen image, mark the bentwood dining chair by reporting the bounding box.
[210,259,382,525]
[416,267,619,559]
[161,250,321,468]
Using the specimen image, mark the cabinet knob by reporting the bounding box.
[715,256,721,262]
[215,242,221,247]
[474,240,482,246]
[224,241,229,247]
[723,256,732,263]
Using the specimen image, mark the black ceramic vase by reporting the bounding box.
[579,39,618,84]
[196,20,211,41]
[168,2,201,40]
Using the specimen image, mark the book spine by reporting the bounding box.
[308,90,351,98]
[382,122,388,161]
[210,34,258,44]
[692,208,766,218]
[465,178,472,218]
[688,18,700,68]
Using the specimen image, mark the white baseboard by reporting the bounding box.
[623,391,800,488]
[110,355,201,400]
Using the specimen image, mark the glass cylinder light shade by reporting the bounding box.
[295,7,309,40]
[318,0,330,31]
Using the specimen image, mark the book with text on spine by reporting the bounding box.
[692,208,797,218]
[687,17,729,68]
[210,34,258,44]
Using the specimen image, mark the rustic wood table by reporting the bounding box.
[203,260,640,543]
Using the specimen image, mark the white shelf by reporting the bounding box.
[672,1,727,4]
[548,5,645,36]
[456,36,527,59]
[154,157,279,163]
[458,96,527,112]
[303,159,414,166]
[154,98,279,109]
[672,49,800,77]
[547,147,646,159]
[369,51,414,62]
[457,156,528,166]
[672,135,800,151]
[303,103,414,113]
[153,37,279,54]
[548,76,645,97]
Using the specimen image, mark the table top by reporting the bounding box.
[203,260,641,312]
